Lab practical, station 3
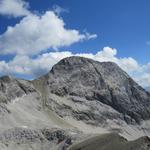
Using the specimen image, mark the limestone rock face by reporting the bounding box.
[0,56,150,150]
[0,76,36,103]
[43,56,150,123]
[0,76,36,116]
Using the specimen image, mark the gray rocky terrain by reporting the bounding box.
[0,56,150,150]
[68,133,150,150]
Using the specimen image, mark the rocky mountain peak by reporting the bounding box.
[0,56,150,150]
[51,56,119,75]
[49,56,128,94]
[44,56,150,123]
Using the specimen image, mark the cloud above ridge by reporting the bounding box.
[0,47,149,87]
[0,0,149,88]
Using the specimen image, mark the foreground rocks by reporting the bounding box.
[0,128,149,150]
[68,133,150,150]
[0,127,84,150]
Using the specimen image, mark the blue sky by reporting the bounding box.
[0,0,150,87]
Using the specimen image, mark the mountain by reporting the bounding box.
[38,56,150,123]
[0,56,150,150]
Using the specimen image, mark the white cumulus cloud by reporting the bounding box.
[0,0,149,88]
[52,5,69,15]
[0,10,97,55]
[0,46,149,88]
[0,0,30,17]
[0,0,97,55]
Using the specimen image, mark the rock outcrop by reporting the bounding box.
[0,56,150,150]
[0,76,36,104]
[36,56,150,124]
[68,133,150,150]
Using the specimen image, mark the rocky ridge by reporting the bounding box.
[35,56,150,125]
[0,56,150,150]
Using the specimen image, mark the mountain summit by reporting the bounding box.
[0,56,150,150]
[40,56,150,123]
